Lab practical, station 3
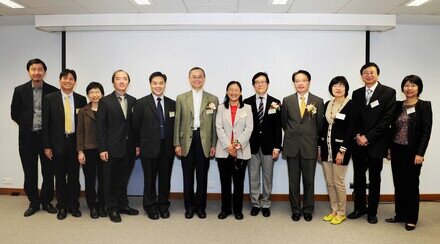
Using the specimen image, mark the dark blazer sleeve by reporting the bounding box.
[77,108,86,151]
[132,98,144,147]
[416,101,433,156]
[315,96,325,135]
[42,93,52,149]
[10,86,22,125]
[271,97,283,150]
[96,97,108,153]
[342,100,358,151]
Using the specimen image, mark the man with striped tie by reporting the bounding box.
[243,72,282,218]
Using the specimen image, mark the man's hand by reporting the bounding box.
[415,155,424,165]
[78,151,86,164]
[175,146,182,157]
[210,147,216,157]
[356,134,368,146]
[272,149,280,160]
[135,147,140,157]
[44,148,53,160]
[100,151,109,162]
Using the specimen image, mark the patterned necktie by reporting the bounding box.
[64,95,72,133]
[157,97,165,140]
[366,88,373,105]
[119,95,127,119]
[300,96,306,118]
[258,96,264,127]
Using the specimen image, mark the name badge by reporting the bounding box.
[169,111,175,117]
[76,108,80,114]
[335,113,346,120]
[335,139,344,143]
[206,109,213,115]
[407,107,416,114]
[268,108,276,114]
[240,112,247,119]
[370,100,379,108]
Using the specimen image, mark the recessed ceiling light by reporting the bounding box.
[272,0,288,5]
[406,0,432,7]
[134,0,151,5]
[0,0,24,8]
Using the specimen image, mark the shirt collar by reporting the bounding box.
[61,90,73,98]
[366,82,379,93]
[256,93,267,100]
[192,89,203,96]
[152,93,164,101]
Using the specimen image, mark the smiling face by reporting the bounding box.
[331,82,346,99]
[189,69,205,91]
[150,75,166,97]
[253,75,269,96]
[112,71,129,94]
[293,73,310,95]
[28,63,46,83]
[227,83,242,104]
[59,73,76,94]
[361,66,379,87]
[87,88,103,104]
[403,81,419,99]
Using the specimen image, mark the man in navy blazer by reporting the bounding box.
[10,59,58,217]
[42,69,87,220]
[97,70,138,223]
[348,62,396,224]
[133,72,176,220]
[243,72,282,217]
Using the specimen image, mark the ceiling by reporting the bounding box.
[1,0,440,25]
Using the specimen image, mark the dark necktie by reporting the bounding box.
[157,97,165,140]
[258,96,264,127]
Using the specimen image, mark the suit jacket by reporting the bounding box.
[76,103,98,151]
[390,100,432,157]
[96,91,136,158]
[319,99,358,165]
[174,90,219,158]
[10,81,58,148]
[215,103,253,160]
[132,94,176,158]
[352,82,396,158]
[42,91,87,155]
[281,92,324,159]
[243,94,282,155]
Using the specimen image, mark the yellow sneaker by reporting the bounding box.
[323,213,337,221]
[331,215,346,225]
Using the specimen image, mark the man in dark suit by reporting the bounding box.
[174,67,218,219]
[97,69,138,223]
[133,72,176,220]
[42,69,87,220]
[281,70,324,222]
[10,58,58,217]
[243,72,282,217]
[348,62,396,224]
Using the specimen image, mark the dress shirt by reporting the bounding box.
[255,93,268,112]
[297,92,310,110]
[192,89,203,129]
[152,94,165,118]
[365,81,379,98]
[61,90,75,133]
[32,83,43,131]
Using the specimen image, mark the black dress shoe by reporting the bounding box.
[292,213,301,221]
[147,210,160,220]
[57,209,67,220]
[250,207,260,216]
[304,213,313,221]
[347,210,367,219]
[405,223,416,231]
[119,205,139,215]
[385,216,404,223]
[197,210,207,219]
[109,211,121,223]
[90,207,99,219]
[261,208,271,217]
[185,210,194,219]
[159,210,170,219]
[42,203,57,214]
[218,211,231,219]
[99,206,108,217]
[24,206,40,217]
[367,215,378,224]
[69,208,82,218]
[234,212,244,220]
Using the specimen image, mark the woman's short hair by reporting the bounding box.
[86,82,104,96]
[401,75,423,96]
[328,76,349,97]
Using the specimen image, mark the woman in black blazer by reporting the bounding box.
[385,75,432,231]
[319,76,357,225]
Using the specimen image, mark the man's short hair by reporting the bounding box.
[111,69,130,83]
[292,70,311,82]
[360,62,380,76]
[149,71,167,83]
[26,58,47,72]
[59,69,77,81]
[188,67,205,77]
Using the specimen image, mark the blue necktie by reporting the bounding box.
[157,97,165,140]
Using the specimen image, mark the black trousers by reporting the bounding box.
[391,143,422,224]
[82,149,105,209]
[103,149,135,211]
[18,131,54,207]
[217,156,248,214]
[54,135,80,210]
[181,129,210,212]
[352,147,383,216]
[141,142,174,212]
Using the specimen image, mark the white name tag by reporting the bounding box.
[240,112,247,119]
[268,108,276,114]
[206,109,213,115]
[169,111,175,117]
[335,139,344,143]
[407,107,416,114]
[370,100,379,108]
[335,113,346,120]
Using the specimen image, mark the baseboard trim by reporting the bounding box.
[2,188,439,202]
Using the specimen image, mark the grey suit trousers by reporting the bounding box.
[248,148,274,208]
[287,155,317,214]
